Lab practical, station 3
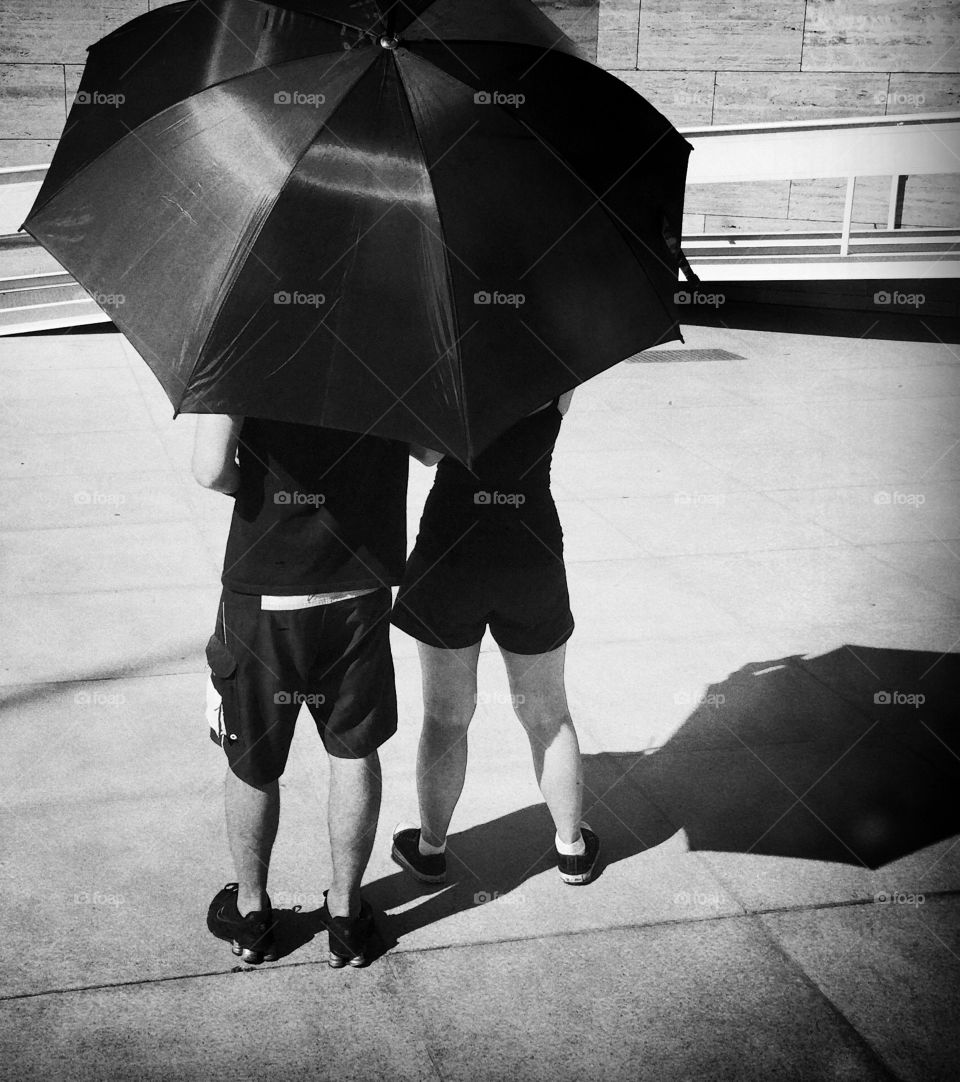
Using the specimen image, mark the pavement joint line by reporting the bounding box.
[751,912,907,1082]
[380,950,446,1082]
[3,892,959,1006]
[0,514,200,535]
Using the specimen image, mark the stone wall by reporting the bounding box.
[601,0,960,232]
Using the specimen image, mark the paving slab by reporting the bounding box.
[760,481,960,546]
[0,963,437,1082]
[0,520,218,594]
[586,488,845,555]
[0,469,193,531]
[565,557,744,643]
[762,896,960,1082]
[662,546,960,632]
[860,539,960,602]
[551,441,754,500]
[388,917,895,1082]
[0,427,173,480]
[0,586,217,685]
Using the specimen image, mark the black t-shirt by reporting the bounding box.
[222,419,409,594]
[413,402,564,565]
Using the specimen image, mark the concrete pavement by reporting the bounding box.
[1,325,958,1081]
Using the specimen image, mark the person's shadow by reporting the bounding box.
[272,645,959,961]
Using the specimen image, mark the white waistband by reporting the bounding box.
[261,588,377,611]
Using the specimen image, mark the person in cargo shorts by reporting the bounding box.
[193,414,408,968]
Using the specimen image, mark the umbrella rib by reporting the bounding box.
[393,45,681,291]
[317,314,480,460]
[392,56,472,459]
[513,107,681,281]
[396,43,686,312]
[180,65,387,405]
[393,45,685,403]
[511,109,684,337]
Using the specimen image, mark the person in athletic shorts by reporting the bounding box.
[390,391,600,887]
[193,415,408,968]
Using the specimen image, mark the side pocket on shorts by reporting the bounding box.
[205,634,237,747]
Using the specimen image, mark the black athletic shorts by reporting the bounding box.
[392,548,574,655]
[205,588,397,786]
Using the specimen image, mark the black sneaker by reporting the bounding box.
[320,891,375,968]
[206,883,278,964]
[557,825,601,885]
[391,824,446,884]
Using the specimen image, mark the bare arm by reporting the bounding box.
[192,414,243,494]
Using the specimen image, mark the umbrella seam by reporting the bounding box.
[27,45,376,222]
[508,52,691,336]
[393,50,470,461]
[178,56,381,408]
[403,42,691,349]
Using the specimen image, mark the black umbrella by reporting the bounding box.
[23,0,691,463]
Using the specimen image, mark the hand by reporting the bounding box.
[410,443,445,467]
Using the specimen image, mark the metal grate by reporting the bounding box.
[627,348,746,363]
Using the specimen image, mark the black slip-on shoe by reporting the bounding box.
[206,882,278,964]
[320,891,375,968]
[557,826,601,885]
[391,824,446,884]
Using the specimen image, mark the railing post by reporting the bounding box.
[841,176,856,257]
[887,174,906,230]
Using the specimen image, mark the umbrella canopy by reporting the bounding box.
[23,0,691,463]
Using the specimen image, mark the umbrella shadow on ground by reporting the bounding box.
[351,644,960,954]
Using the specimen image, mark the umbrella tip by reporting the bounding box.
[379,34,400,50]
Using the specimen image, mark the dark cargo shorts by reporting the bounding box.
[205,587,397,786]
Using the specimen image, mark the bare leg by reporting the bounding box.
[224,767,280,915]
[325,750,382,919]
[416,641,482,846]
[500,643,583,844]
